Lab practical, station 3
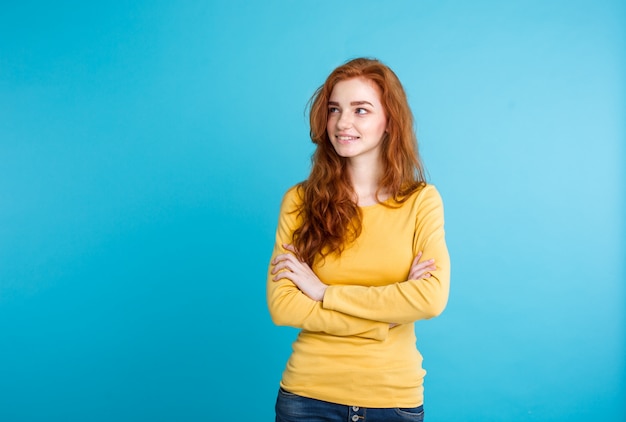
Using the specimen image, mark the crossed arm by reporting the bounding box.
[272,244,436,308]
[266,185,449,340]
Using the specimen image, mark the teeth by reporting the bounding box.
[337,136,357,140]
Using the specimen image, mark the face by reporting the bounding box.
[326,77,388,162]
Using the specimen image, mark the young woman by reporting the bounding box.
[267,57,450,422]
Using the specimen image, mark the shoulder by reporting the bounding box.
[403,184,443,206]
[418,184,443,201]
[413,184,446,224]
[279,183,305,212]
[399,184,445,222]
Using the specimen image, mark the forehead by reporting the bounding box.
[329,77,382,104]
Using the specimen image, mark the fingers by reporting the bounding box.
[409,264,436,279]
[271,258,299,282]
[271,253,299,274]
[282,243,297,253]
[411,251,423,266]
[410,252,434,269]
[271,249,309,282]
[271,251,298,267]
[273,270,295,283]
[409,270,433,280]
[412,259,435,272]
[271,244,306,280]
[409,252,436,280]
[270,245,299,268]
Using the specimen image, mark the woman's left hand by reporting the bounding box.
[271,244,328,301]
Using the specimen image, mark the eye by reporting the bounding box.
[328,106,340,113]
[355,108,368,115]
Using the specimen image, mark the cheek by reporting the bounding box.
[372,118,388,137]
[326,117,335,135]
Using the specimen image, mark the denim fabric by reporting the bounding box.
[275,388,424,422]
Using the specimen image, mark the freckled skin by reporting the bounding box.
[327,77,388,162]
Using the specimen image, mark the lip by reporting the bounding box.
[335,134,360,143]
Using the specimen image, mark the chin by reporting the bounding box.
[332,146,357,158]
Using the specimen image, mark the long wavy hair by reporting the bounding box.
[293,57,426,266]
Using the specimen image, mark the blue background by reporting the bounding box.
[1,1,624,421]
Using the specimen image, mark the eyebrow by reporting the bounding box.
[328,101,375,107]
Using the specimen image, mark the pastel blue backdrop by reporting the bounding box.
[1,1,623,421]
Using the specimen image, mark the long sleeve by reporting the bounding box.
[266,187,390,340]
[322,185,450,324]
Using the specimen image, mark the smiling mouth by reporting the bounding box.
[336,135,359,142]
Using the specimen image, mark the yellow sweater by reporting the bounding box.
[266,184,450,408]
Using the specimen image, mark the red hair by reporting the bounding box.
[293,57,426,266]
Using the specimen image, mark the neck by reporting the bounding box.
[346,158,387,206]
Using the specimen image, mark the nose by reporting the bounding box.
[336,111,352,130]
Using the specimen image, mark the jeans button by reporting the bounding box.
[352,416,359,422]
[352,406,359,411]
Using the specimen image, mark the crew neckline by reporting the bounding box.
[358,197,393,209]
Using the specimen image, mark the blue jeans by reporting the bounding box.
[275,388,425,422]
